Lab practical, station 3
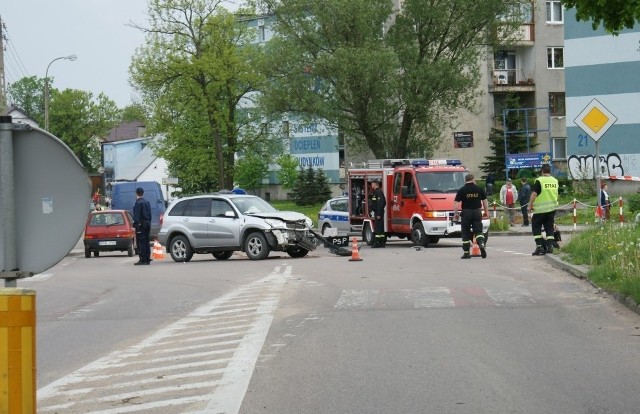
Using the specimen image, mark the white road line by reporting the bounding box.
[38,266,290,414]
[404,287,456,308]
[335,289,380,310]
[486,287,537,306]
[200,266,290,414]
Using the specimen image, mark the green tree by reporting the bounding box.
[479,94,536,179]
[130,0,268,192]
[561,0,640,34]
[291,166,332,205]
[234,152,269,193]
[121,103,148,123]
[49,89,120,172]
[276,154,300,190]
[259,0,521,158]
[7,76,46,124]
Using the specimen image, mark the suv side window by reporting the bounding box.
[189,198,211,217]
[211,199,234,217]
[169,200,190,216]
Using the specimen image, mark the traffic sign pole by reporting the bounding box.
[1,117,36,413]
[596,141,601,219]
[0,116,18,287]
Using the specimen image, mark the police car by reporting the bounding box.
[318,196,351,235]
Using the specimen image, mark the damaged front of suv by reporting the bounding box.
[231,196,317,260]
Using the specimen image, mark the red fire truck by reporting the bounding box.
[347,159,490,247]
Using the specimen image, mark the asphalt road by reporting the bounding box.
[17,232,640,414]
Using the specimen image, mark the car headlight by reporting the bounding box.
[265,218,287,229]
[305,217,313,229]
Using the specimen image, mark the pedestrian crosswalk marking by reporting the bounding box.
[403,287,456,308]
[335,286,538,310]
[37,266,291,414]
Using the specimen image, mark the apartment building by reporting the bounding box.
[433,0,567,178]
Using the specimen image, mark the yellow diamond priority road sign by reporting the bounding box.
[574,98,617,142]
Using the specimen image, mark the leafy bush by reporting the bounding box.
[626,193,640,214]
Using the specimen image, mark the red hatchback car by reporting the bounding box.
[83,210,136,258]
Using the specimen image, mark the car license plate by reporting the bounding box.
[98,241,117,246]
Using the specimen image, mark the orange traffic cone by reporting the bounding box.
[348,237,363,262]
[471,237,481,257]
[152,240,165,260]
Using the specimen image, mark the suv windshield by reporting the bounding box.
[416,171,467,193]
[231,196,278,215]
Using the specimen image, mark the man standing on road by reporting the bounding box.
[133,187,152,265]
[518,177,531,226]
[529,164,559,256]
[370,179,386,248]
[454,174,489,259]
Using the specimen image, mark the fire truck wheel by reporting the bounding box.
[363,225,375,246]
[411,222,429,247]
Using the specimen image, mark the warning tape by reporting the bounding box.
[608,175,640,182]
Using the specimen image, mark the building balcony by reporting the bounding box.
[495,23,535,47]
[489,69,535,93]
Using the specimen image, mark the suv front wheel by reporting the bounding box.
[169,235,194,262]
[244,232,270,260]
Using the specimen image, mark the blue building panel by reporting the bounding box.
[564,8,640,179]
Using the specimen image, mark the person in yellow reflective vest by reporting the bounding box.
[528,164,559,256]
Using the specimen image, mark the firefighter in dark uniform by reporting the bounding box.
[454,174,489,259]
[370,179,387,248]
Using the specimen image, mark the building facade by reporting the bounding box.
[432,0,567,179]
[564,9,640,184]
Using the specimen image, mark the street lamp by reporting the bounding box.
[44,54,77,131]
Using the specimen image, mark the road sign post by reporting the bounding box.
[574,99,617,217]
[0,116,91,413]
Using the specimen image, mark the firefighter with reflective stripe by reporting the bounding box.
[454,174,489,259]
[529,164,559,256]
[370,179,387,248]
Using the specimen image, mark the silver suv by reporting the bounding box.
[158,193,317,262]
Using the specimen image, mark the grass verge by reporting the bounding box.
[561,222,640,304]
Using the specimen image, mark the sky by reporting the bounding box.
[2,1,150,108]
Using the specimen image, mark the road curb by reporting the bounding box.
[545,253,640,317]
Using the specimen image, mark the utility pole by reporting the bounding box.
[0,16,7,113]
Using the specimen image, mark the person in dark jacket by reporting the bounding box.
[370,179,386,248]
[133,187,152,265]
[454,174,489,259]
[518,177,532,226]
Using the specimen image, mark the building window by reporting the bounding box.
[552,137,567,160]
[549,92,565,116]
[547,47,564,69]
[546,1,563,23]
[500,1,533,23]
